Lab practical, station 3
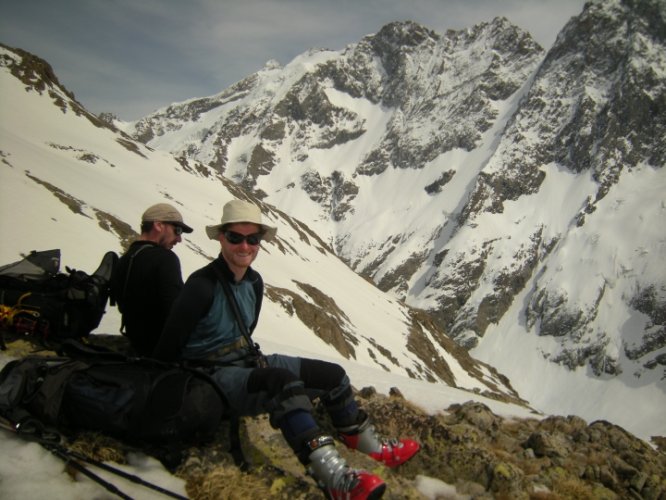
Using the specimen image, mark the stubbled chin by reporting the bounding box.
[234,253,254,264]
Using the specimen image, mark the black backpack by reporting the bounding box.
[0,340,227,446]
[0,249,117,344]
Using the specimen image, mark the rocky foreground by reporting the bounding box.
[3,335,665,499]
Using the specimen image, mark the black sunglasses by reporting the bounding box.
[223,230,262,246]
[165,223,183,236]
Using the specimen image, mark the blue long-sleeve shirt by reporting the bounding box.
[152,256,263,361]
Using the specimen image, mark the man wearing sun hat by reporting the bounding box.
[154,198,419,499]
[204,198,277,243]
[111,202,193,356]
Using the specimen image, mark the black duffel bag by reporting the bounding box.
[0,342,226,445]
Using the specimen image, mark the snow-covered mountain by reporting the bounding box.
[118,0,666,441]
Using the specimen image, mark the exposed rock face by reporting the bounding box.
[0,43,115,132]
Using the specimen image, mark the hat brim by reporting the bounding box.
[205,224,276,242]
[174,222,194,234]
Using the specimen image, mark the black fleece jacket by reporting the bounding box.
[110,241,184,356]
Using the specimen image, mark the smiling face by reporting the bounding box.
[218,222,262,280]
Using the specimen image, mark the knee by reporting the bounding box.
[300,358,348,393]
[247,367,300,396]
[248,368,314,425]
[322,362,347,387]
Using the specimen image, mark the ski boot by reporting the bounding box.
[337,412,420,468]
[307,435,386,499]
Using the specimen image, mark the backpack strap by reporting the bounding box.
[209,262,266,367]
[118,244,152,334]
[95,251,119,307]
[57,338,128,361]
[228,415,250,470]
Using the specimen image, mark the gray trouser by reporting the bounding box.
[210,353,312,421]
[211,352,359,459]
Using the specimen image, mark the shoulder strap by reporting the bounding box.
[119,244,152,334]
[209,263,259,356]
[249,275,263,334]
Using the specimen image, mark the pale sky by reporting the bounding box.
[1,0,588,120]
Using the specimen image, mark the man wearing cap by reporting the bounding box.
[153,199,418,500]
[110,203,193,356]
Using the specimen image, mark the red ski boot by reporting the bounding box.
[322,469,386,500]
[338,415,420,468]
[307,435,386,499]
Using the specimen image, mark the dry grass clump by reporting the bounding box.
[69,432,128,464]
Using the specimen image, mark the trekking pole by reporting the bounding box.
[45,443,134,500]
[63,447,188,500]
[0,418,131,499]
[1,416,188,500]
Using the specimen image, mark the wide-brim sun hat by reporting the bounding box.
[142,203,193,233]
[206,199,277,242]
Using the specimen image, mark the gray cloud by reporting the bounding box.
[1,0,587,120]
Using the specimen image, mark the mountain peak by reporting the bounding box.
[370,20,439,48]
